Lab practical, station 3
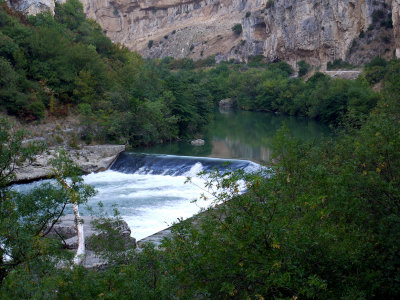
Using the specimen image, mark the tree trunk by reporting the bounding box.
[72,202,85,265]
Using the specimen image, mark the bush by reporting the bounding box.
[245,11,251,18]
[327,59,354,70]
[266,0,275,9]
[366,56,387,68]
[147,40,153,49]
[232,23,243,35]
[372,9,385,24]
[28,101,46,120]
[297,60,310,77]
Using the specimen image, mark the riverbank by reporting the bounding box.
[13,145,125,183]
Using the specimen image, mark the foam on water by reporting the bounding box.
[82,170,211,240]
[12,154,263,241]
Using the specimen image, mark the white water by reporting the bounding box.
[82,169,211,240]
[13,156,262,241]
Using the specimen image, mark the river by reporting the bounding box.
[14,110,330,240]
[134,109,331,164]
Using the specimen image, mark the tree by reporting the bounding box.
[0,118,95,283]
[297,60,310,77]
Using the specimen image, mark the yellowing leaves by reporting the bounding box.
[272,261,282,269]
[272,242,280,249]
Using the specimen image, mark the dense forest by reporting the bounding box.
[1,0,400,298]
[0,0,384,145]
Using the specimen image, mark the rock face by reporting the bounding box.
[14,145,125,182]
[77,0,395,66]
[394,0,400,58]
[8,0,399,65]
[7,0,65,15]
[323,70,362,80]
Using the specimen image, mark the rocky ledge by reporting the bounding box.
[14,144,125,183]
[47,214,136,269]
[323,70,362,80]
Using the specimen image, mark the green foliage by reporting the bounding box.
[245,11,251,18]
[0,1,215,145]
[54,0,85,31]
[0,0,392,140]
[0,118,95,285]
[148,40,153,48]
[327,59,355,70]
[231,23,243,35]
[0,3,399,294]
[4,80,398,297]
[363,56,388,84]
[297,60,310,77]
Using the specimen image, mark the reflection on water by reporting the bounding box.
[135,109,331,164]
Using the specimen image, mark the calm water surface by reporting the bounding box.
[135,109,331,164]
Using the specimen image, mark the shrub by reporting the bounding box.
[297,60,310,77]
[327,59,354,70]
[245,11,251,18]
[266,0,275,9]
[148,40,153,49]
[366,56,387,68]
[232,23,243,35]
[372,9,385,24]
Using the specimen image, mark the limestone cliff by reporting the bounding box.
[79,0,398,66]
[8,0,400,65]
[7,0,65,15]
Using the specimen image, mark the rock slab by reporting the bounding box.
[14,144,125,182]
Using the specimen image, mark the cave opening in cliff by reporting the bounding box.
[254,21,267,40]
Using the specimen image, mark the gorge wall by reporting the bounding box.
[8,0,400,67]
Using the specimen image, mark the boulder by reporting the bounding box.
[47,215,136,269]
[191,139,205,146]
[219,98,235,109]
[47,214,136,251]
